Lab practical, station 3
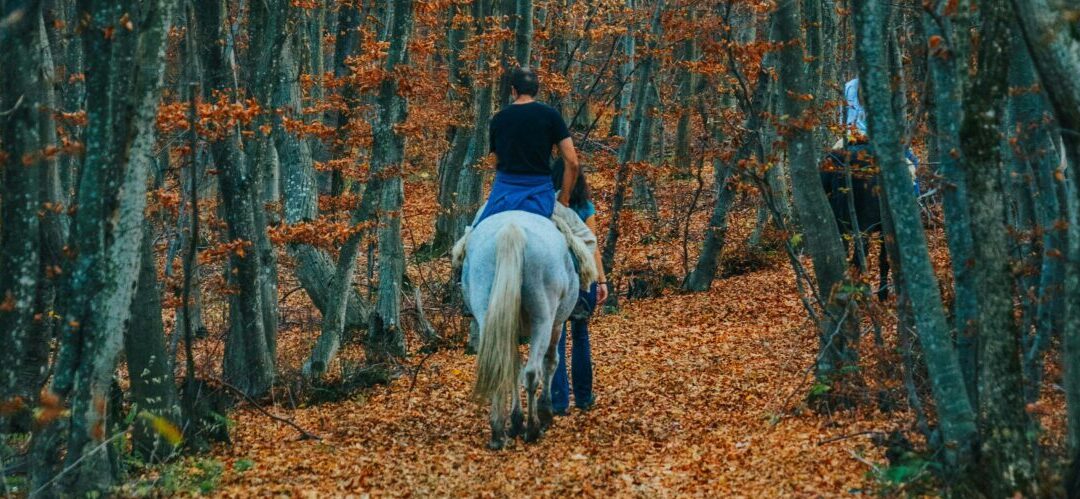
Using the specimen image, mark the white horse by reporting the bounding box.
[461,210,579,449]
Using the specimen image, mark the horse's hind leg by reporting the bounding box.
[522,333,549,443]
[539,325,560,431]
[488,392,507,450]
[509,370,525,439]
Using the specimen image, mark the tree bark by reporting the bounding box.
[366,0,415,362]
[777,0,854,393]
[0,0,46,431]
[602,0,664,299]
[684,48,774,292]
[273,24,372,331]
[672,6,697,177]
[195,0,275,398]
[449,0,497,248]
[1010,2,1080,481]
[433,0,479,251]
[1008,26,1067,406]
[125,223,181,461]
[960,2,1034,493]
[853,0,977,476]
[35,0,176,492]
[609,0,634,139]
[921,0,979,402]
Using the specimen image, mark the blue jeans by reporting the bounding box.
[551,283,596,412]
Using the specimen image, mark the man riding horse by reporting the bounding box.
[453,66,597,287]
[453,66,598,449]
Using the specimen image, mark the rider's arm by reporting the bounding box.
[556,137,579,206]
[584,215,608,303]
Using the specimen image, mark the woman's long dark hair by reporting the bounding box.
[551,158,591,210]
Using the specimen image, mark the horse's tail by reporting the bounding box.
[472,222,525,403]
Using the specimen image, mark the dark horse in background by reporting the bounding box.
[820,143,891,301]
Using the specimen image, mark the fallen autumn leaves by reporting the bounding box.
[208,263,895,496]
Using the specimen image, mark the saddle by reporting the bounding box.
[451,204,599,291]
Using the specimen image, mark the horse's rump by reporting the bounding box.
[463,211,579,448]
[821,144,883,235]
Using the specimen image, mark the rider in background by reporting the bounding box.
[840,78,920,192]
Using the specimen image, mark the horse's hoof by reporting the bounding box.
[509,413,525,438]
[523,427,542,443]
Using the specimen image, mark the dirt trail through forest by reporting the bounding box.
[211,263,891,496]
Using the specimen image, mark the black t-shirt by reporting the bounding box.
[489,101,571,175]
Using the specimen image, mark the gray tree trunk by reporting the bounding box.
[244,0,288,361]
[853,0,977,476]
[125,223,181,461]
[514,0,533,65]
[366,0,415,362]
[0,0,46,431]
[34,0,176,493]
[195,0,275,398]
[273,25,372,332]
[449,0,497,247]
[684,47,774,292]
[672,6,697,177]
[609,0,634,139]
[777,0,854,392]
[960,2,1034,493]
[921,1,980,402]
[602,0,664,289]
[433,0,477,251]
[1010,0,1080,486]
[1009,28,1067,403]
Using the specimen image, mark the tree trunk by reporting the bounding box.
[609,0,634,139]
[514,0,533,65]
[1010,2,1080,483]
[602,0,664,301]
[273,24,372,331]
[125,223,181,461]
[672,6,697,177]
[0,0,45,431]
[244,0,288,362]
[852,0,977,476]
[778,0,854,394]
[1008,26,1067,406]
[35,0,176,492]
[366,0,415,362]
[196,0,275,398]
[684,52,773,292]
[921,1,980,402]
[960,2,1034,493]
[433,0,477,251]
[449,0,497,249]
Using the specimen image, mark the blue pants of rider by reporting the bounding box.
[552,283,597,413]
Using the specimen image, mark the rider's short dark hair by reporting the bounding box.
[509,66,539,97]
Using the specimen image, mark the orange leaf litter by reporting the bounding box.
[209,263,894,497]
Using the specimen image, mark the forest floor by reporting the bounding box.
[182,258,914,497]
[115,173,1070,497]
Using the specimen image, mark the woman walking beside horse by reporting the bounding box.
[549,163,608,415]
